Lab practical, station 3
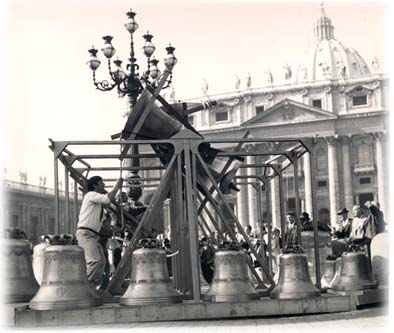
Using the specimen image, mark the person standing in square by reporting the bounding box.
[76,176,123,289]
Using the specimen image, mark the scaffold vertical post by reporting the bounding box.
[64,167,70,234]
[73,179,79,233]
[309,147,321,289]
[293,155,302,246]
[54,154,60,233]
[264,177,273,275]
[183,139,201,302]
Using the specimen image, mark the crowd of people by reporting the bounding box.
[197,201,386,284]
[75,175,387,290]
[332,202,386,262]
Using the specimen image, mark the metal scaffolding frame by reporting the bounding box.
[49,133,323,300]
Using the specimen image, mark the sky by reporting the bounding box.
[0,0,391,188]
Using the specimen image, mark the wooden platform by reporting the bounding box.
[7,294,357,327]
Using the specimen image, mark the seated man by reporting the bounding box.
[334,208,352,239]
[350,205,375,242]
[349,205,375,268]
[331,207,352,257]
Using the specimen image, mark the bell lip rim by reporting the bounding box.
[45,245,83,250]
[119,295,183,306]
[270,291,321,299]
[126,279,173,284]
[280,252,308,257]
[28,299,103,310]
[202,294,260,302]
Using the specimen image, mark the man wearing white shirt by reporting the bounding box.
[76,176,123,288]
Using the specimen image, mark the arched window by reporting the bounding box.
[316,148,327,171]
[356,142,372,164]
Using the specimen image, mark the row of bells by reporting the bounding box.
[3,237,378,309]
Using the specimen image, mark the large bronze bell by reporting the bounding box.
[121,90,241,194]
[120,239,182,306]
[328,257,342,289]
[3,228,39,303]
[203,243,259,302]
[126,91,183,140]
[32,235,51,285]
[320,257,336,289]
[332,245,378,291]
[270,246,320,299]
[29,235,102,310]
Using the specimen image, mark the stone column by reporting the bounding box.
[374,132,387,216]
[246,154,257,228]
[270,176,280,230]
[236,165,249,228]
[303,153,313,217]
[341,136,354,211]
[327,136,340,228]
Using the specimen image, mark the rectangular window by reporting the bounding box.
[360,177,371,184]
[312,99,322,108]
[256,105,265,114]
[353,95,367,106]
[215,111,228,122]
[317,180,327,187]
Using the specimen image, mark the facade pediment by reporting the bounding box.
[241,99,337,127]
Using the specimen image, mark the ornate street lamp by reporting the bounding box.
[86,9,177,182]
[87,9,177,108]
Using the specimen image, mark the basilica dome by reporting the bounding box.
[294,7,371,83]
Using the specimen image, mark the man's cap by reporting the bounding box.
[337,208,349,215]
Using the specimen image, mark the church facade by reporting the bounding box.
[186,8,389,230]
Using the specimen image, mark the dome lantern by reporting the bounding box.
[314,4,335,40]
